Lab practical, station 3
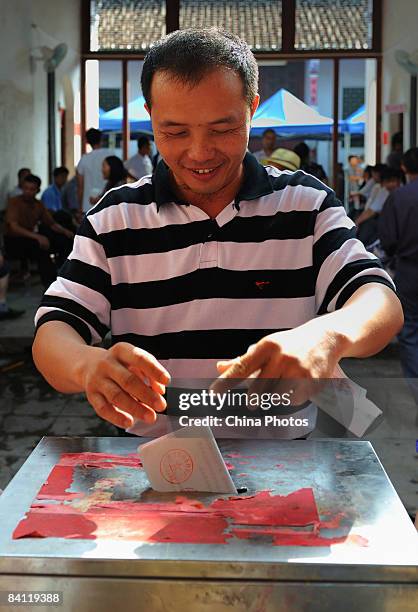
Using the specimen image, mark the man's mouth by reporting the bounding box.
[192,168,215,174]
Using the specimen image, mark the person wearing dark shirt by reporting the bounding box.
[386,131,403,171]
[4,174,74,288]
[293,142,328,183]
[379,147,418,400]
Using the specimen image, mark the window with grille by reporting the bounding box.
[99,88,120,111]
[295,0,373,50]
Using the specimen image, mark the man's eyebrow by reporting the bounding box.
[159,116,237,128]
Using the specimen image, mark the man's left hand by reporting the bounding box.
[213,324,346,404]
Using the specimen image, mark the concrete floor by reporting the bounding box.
[0,277,417,518]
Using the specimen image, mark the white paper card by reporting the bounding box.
[138,425,237,493]
[312,364,382,437]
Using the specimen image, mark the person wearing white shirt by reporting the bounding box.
[76,128,114,213]
[125,136,153,180]
[252,128,276,162]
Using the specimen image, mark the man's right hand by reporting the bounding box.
[81,342,171,429]
[36,235,50,250]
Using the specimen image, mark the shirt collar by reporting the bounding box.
[154,152,274,211]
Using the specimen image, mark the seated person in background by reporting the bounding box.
[125,136,153,180]
[41,166,69,212]
[90,156,128,205]
[8,167,31,199]
[293,142,328,183]
[0,252,25,320]
[262,147,300,172]
[42,166,75,233]
[354,165,375,202]
[346,155,364,214]
[61,175,82,226]
[253,128,276,162]
[356,166,402,247]
[3,174,74,288]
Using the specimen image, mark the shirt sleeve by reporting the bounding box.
[313,192,396,315]
[369,187,388,214]
[34,215,111,345]
[41,188,57,211]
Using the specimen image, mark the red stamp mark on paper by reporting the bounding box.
[160,449,194,484]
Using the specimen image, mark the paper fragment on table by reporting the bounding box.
[138,425,237,493]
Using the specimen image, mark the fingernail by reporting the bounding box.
[144,411,156,423]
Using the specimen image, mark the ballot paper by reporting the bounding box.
[138,425,237,493]
[312,365,383,437]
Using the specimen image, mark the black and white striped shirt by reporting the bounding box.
[35,153,394,379]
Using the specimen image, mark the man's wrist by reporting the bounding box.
[303,316,352,362]
[73,345,106,391]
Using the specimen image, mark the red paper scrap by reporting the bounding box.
[211,489,319,527]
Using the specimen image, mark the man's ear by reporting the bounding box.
[250,94,260,119]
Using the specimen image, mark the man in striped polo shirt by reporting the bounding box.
[33,28,403,434]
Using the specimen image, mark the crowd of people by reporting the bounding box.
[0,130,156,318]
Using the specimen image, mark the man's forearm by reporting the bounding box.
[304,284,403,361]
[32,321,104,393]
[356,209,375,226]
[8,223,39,241]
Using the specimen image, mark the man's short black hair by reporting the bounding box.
[262,128,276,137]
[23,174,41,189]
[53,166,69,178]
[137,136,150,150]
[402,147,418,174]
[381,167,403,183]
[373,163,387,178]
[293,142,310,161]
[141,27,258,109]
[17,167,31,180]
[86,128,102,147]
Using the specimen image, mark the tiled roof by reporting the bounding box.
[179,1,281,51]
[295,0,372,50]
[90,1,166,51]
[90,0,371,52]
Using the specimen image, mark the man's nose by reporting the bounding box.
[187,137,215,164]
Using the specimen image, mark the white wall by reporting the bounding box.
[0,0,80,209]
[382,0,418,157]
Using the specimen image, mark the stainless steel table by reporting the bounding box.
[0,437,417,611]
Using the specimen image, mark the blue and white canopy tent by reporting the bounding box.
[250,88,333,137]
[341,104,366,134]
[99,96,152,132]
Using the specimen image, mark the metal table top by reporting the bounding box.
[0,437,417,583]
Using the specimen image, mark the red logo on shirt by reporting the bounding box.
[255,281,271,290]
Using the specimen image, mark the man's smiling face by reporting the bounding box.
[147,68,258,202]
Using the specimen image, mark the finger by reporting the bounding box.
[211,345,269,394]
[89,392,136,429]
[107,362,167,412]
[100,380,157,422]
[114,344,171,385]
[128,365,166,399]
